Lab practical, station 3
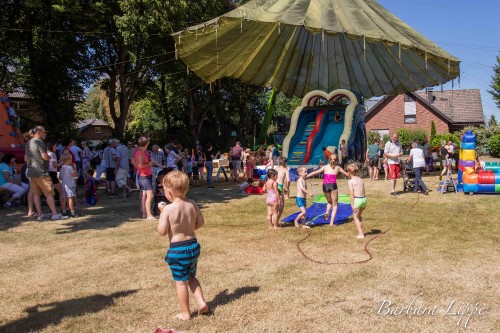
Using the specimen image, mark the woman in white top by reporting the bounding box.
[0,154,29,208]
[408,142,429,195]
[81,141,92,172]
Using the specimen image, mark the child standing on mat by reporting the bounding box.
[294,166,313,228]
[306,153,350,226]
[158,170,208,321]
[263,168,280,229]
[347,163,366,239]
[276,156,290,221]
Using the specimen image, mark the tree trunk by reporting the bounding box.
[160,75,169,129]
[115,93,129,138]
[188,77,198,143]
[108,70,118,128]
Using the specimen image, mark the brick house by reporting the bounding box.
[76,119,113,141]
[7,90,42,121]
[365,89,485,138]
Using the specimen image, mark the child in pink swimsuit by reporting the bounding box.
[264,168,280,229]
[306,153,350,226]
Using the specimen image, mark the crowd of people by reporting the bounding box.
[363,134,470,196]
[1,126,486,321]
[0,128,288,221]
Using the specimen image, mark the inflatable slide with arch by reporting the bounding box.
[282,89,366,165]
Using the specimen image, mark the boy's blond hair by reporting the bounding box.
[346,163,359,175]
[61,152,72,163]
[163,170,189,195]
[297,166,307,174]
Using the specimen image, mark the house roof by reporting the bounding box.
[8,89,83,102]
[7,90,27,99]
[76,118,111,131]
[414,89,484,124]
[366,89,484,125]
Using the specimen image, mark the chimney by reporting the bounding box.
[426,88,434,104]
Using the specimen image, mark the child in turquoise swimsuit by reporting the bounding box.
[294,166,313,228]
[158,171,208,320]
[347,163,367,239]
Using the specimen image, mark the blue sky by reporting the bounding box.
[377,0,499,120]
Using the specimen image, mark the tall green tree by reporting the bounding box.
[430,120,437,140]
[118,0,259,146]
[52,0,174,138]
[76,82,111,123]
[489,54,500,109]
[1,0,92,135]
[487,115,497,128]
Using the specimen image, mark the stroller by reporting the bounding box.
[153,168,175,214]
[402,160,415,192]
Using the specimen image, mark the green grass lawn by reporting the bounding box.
[0,172,498,333]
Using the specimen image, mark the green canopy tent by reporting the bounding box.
[172,0,460,99]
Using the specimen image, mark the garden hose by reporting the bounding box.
[296,194,421,265]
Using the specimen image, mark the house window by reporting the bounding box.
[404,94,416,123]
[94,126,102,134]
[13,101,29,111]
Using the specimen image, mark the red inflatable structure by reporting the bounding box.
[0,91,25,166]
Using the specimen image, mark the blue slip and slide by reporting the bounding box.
[281,202,353,226]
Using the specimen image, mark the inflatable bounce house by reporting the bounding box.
[0,91,25,163]
[282,89,366,166]
[459,130,500,194]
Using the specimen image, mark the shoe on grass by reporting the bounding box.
[3,201,13,208]
[51,214,69,220]
[37,213,52,221]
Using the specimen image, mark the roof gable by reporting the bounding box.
[367,89,485,125]
[76,118,110,130]
[415,89,484,124]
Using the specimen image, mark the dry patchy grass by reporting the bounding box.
[0,173,499,333]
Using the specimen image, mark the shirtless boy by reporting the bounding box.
[158,171,208,320]
[347,163,366,239]
[294,166,313,228]
[276,156,290,221]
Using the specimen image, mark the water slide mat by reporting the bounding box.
[281,202,353,225]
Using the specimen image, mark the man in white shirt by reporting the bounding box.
[384,133,403,196]
[408,142,429,195]
[150,144,166,190]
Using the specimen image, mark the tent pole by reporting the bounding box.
[259,89,276,144]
